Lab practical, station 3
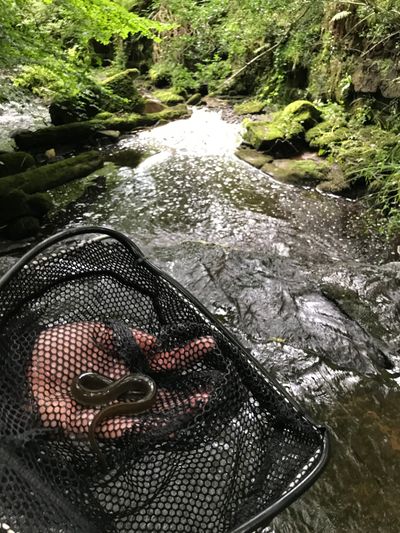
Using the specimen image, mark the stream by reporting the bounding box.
[1,105,400,532]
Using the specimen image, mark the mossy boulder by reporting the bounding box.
[242,100,322,155]
[234,99,266,115]
[280,100,322,129]
[260,158,331,186]
[0,151,103,197]
[0,190,53,224]
[101,68,144,112]
[14,105,191,150]
[306,124,350,150]
[106,149,144,168]
[316,165,350,195]
[152,89,185,106]
[0,152,35,178]
[243,118,304,155]
[235,147,273,168]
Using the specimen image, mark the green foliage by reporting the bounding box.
[0,0,165,99]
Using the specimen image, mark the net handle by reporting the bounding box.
[0,226,145,290]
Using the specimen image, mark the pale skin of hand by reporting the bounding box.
[28,322,215,440]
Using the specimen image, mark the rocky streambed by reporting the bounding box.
[0,104,399,532]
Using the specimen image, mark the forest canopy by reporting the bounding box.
[0,0,165,96]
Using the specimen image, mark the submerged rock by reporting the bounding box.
[0,151,35,178]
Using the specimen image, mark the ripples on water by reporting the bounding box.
[1,107,399,532]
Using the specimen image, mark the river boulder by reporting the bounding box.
[242,100,322,155]
[261,158,331,186]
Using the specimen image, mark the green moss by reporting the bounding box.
[94,111,114,120]
[15,105,191,150]
[234,99,266,115]
[243,117,303,153]
[152,89,185,106]
[280,100,322,128]
[235,147,273,168]
[261,158,330,186]
[242,100,322,154]
[0,152,36,178]
[186,93,202,106]
[0,151,103,197]
[306,124,350,149]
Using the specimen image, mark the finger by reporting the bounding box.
[149,336,216,371]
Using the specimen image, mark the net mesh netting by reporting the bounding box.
[0,235,325,533]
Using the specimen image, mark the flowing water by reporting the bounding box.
[1,106,399,532]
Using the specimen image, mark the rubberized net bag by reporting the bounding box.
[0,227,328,533]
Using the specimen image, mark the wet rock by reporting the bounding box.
[98,129,120,140]
[0,151,35,178]
[4,216,41,240]
[151,89,185,106]
[235,147,273,168]
[106,149,144,168]
[44,148,56,160]
[14,105,191,150]
[0,151,103,196]
[142,99,166,114]
[261,158,331,186]
[316,165,349,195]
[186,93,202,106]
[234,99,266,115]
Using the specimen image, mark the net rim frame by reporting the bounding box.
[0,225,330,533]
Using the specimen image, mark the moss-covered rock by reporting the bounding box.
[186,93,203,106]
[0,190,53,225]
[106,149,144,168]
[101,69,144,112]
[242,100,322,155]
[306,123,350,149]
[234,99,266,115]
[4,216,41,240]
[243,118,304,154]
[0,151,103,197]
[235,147,273,168]
[14,105,191,150]
[0,151,36,178]
[261,158,331,186]
[316,165,350,194]
[152,89,185,106]
[280,100,322,128]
